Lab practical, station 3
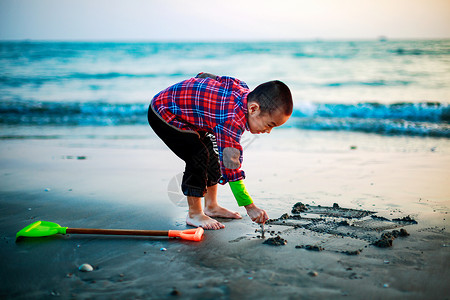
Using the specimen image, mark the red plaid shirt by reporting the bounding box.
[151,75,250,183]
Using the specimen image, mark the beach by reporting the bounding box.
[1,127,449,299]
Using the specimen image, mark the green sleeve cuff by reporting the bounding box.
[229,179,253,207]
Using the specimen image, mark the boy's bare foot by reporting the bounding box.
[186,213,225,230]
[204,205,242,219]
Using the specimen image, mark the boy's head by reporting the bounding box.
[247,80,293,134]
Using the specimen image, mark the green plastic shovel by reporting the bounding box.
[16,221,204,242]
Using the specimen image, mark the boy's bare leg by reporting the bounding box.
[186,196,225,230]
[203,184,242,219]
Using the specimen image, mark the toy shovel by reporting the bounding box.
[16,221,204,242]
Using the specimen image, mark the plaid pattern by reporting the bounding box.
[151,75,250,183]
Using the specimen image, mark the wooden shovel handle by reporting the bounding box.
[66,228,169,236]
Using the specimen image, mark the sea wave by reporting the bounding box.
[322,80,413,87]
[292,102,450,122]
[0,101,148,126]
[288,117,450,137]
[0,72,187,87]
[0,101,449,137]
[290,102,450,137]
[0,74,417,89]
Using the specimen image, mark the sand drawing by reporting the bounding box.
[258,202,417,252]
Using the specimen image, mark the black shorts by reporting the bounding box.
[148,105,221,197]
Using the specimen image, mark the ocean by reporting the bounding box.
[1,40,449,137]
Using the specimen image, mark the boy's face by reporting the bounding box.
[247,102,290,134]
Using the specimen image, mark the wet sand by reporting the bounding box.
[1,129,449,299]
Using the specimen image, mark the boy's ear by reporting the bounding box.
[248,102,260,115]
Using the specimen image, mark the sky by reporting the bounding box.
[1,0,449,41]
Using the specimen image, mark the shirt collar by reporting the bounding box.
[242,92,250,131]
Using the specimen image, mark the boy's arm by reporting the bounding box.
[212,124,266,223]
[229,180,269,224]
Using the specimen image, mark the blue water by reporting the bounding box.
[1,40,449,137]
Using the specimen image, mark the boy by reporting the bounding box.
[148,72,293,230]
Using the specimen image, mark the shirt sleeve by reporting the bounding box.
[213,122,245,184]
[229,179,253,206]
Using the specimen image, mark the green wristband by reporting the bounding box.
[229,180,253,207]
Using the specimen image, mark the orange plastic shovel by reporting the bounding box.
[16,221,204,242]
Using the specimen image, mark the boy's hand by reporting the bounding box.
[244,203,269,224]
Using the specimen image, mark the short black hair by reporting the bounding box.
[247,80,293,116]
